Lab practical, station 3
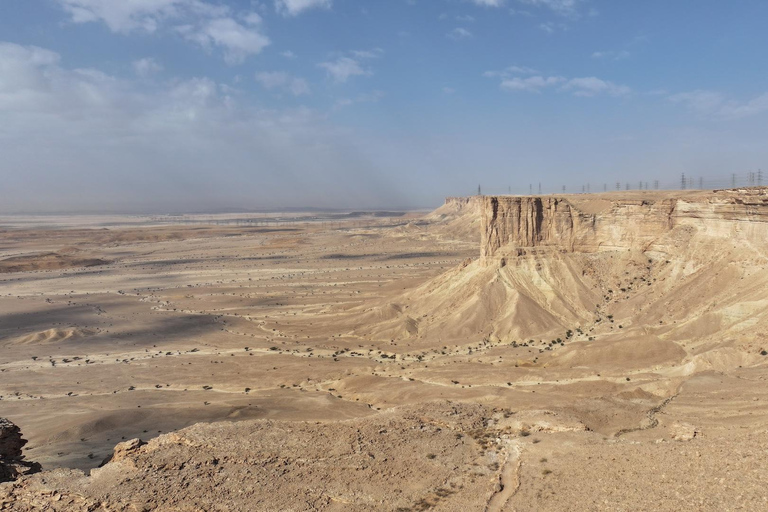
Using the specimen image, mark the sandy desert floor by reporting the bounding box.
[1,199,768,510]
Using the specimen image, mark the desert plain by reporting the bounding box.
[2,189,768,511]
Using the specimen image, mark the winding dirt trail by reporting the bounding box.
[485,440,522,512]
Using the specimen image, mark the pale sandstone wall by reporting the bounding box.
[480,189,768,258]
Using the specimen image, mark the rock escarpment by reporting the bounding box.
[481,188,768,258]
[358,188,768,345]
[0,419,40,483]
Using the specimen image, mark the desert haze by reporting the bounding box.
[2,189,768,510]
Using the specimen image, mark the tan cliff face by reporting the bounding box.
[480,189,768,259]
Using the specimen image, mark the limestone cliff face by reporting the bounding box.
[480,189,768,258]
[481,197,587,256]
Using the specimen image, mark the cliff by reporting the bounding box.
[480,188,768,258]
[355,188,768,346]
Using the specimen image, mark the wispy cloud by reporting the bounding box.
[255,71,310,96]
[500,75,565,92]
[275,0,332,16]
[488,70,630,97]
[318,56,371,83]
[470,0,505,6]
[592,50,630,60]
[334,90,385,109]
[562,77,630,97]
[668,89,768,119]
[448,27,473,40]
[518,0,581,17]
[539,21,567,33]
[57,1,269,63]
[668,90,725,114]
[180,17,270,64]
[351,48,384,59]
[482,65,540,78]
[132,57,163,77]
[0,40,400,211]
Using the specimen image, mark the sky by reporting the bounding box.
[1,0,767,213]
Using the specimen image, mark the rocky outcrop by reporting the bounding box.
[481,189,768,258]
[444,196,484,209]
[0,419,41,482]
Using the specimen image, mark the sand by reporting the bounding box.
[1,192,768,510]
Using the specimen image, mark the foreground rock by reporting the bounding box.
[0,419,40,483]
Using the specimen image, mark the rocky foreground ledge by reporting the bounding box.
[0,419,40,483]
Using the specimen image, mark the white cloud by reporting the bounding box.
[491,71,630,97]
[255,71,311,96]
[563,77,630,97]
[668,90,725,114]
[56,1,268,64]
[56,0,227,33]
[720,93,768,119]
[500,75,564,92]
[275,0,331,16]
[471,0,505,6]
[448,27,473,40]
[351,48,384,59]
[318,56,371,83]
[592,50,630,60]
[280,50,297,59]
[668,89,768,119]
[334,90,385,109]
[483,65,539,78]
[518,0,580,16]
[0,41,403,212]
[189,17,270,64]
[538,21,567,33]
[132,57,163,77]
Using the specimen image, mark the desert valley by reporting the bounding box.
[2,189,768,510]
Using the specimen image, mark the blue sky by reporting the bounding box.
[1,0,767,212]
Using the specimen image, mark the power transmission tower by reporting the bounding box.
[639,181,643,190]
[604,183,607,192]
[538,182,542,194]
[681,173,686,190]
[654,180,659,190]
[508,185,511,194]
[529,184,533,195]
[699,177,703,189]
[645,182,649,190]
[625,182,630,190]
[562,185,566,193]
[478,184,481,196]
[732,173,737,188]
[616,182,620,191]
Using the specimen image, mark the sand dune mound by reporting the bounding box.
[354,249,599,345]
[552,334,687,371]
[12,328,97,346]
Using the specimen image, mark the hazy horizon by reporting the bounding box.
[2,0,767,213]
